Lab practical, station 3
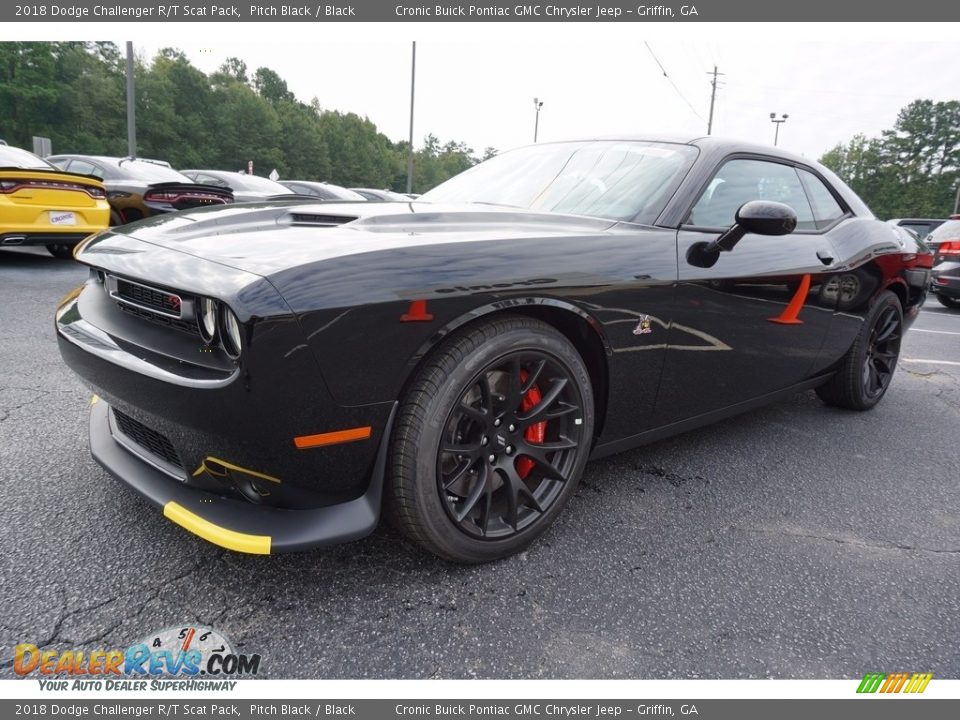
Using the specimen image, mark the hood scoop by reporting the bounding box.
[288,212,357,227]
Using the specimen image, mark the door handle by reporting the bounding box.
[816,249,835,266]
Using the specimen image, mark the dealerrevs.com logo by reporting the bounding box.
[14,625,261,691]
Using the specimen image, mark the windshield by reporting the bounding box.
[223,173,292,194]
[0,145,56,170]
[117,160,194,183]
[421,140,698,224]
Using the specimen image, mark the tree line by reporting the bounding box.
[4,43,956,214]
[819,99,960,219]
[0,42,494,192]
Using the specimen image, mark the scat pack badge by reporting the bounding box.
[632,315,654,335]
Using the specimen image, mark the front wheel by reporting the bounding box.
[387,316,594,563]
[816,291,903,410]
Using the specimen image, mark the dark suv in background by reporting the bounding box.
[929,219,960,309]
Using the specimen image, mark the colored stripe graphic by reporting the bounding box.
[905,673,933,693]
[857,672,932,694]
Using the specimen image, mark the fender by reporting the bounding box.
[401,295,615,441]
[406,295,614,369]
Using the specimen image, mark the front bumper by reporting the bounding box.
[89,398,395,553]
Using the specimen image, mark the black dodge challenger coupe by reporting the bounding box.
[56,136,932,563]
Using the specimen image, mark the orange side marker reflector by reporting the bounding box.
[294,426,372,450]
[400,299,434,322]
[768,273,811,325]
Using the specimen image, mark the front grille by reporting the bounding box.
[113,409,183,470]
[117,302,199,336]
[116,278,182,316]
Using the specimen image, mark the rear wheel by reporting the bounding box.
[387,316,594,563]
[936,294,960,309]
[816,291,903,410]
[45,244,73,259]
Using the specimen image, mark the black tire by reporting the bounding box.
[936,294,960,309]
[815,291,903,410]
[46,244,73,259]
[386,316,595,563]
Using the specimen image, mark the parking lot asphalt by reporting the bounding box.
[1,246,958,679]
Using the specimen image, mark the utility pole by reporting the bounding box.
[406,41,416,195]
[706,65,723,135]
[125,42,136,158]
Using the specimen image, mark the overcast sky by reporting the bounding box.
[130,37,959,162]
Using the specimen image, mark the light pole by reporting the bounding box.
[126,42,136,158]
[533,97,544,143]
[406,41,416,194]
[770,112,788,146]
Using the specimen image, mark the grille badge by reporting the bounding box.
[104,274,195,320]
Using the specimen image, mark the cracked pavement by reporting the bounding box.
[1,247,958,679]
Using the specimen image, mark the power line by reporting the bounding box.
[643,41,706,124]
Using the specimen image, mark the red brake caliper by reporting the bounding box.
[516,369,547,479]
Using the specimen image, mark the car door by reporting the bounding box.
[654,156,845,424]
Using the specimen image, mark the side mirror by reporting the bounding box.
[687,200,798,268]
[735,200,798,237]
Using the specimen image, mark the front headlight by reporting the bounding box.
[221,306,242,358]
[199,298,217,342]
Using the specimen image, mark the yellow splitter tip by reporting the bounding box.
[163,501,271,555]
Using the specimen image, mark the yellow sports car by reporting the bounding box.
[0,144,110,258]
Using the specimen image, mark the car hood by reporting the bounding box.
[91,200,622,276]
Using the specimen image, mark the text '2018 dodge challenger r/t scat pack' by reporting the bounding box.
[56,136,932,563]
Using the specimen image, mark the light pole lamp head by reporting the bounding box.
[770,112,776,119]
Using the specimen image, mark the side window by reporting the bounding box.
[798,169,846,230]
[688,158,816,231]
[289,183,318,196]
[194,173,226,187]
[67,159,99,177]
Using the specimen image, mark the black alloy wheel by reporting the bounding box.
[816,291,903,411]
[437,352,584,540]
[387,316,594,563]
[862,303,902,400]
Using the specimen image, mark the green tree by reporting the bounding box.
[253,67,294,104]
[0,42,60,146]
[820,100,960,218]
[0,42,485,192]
